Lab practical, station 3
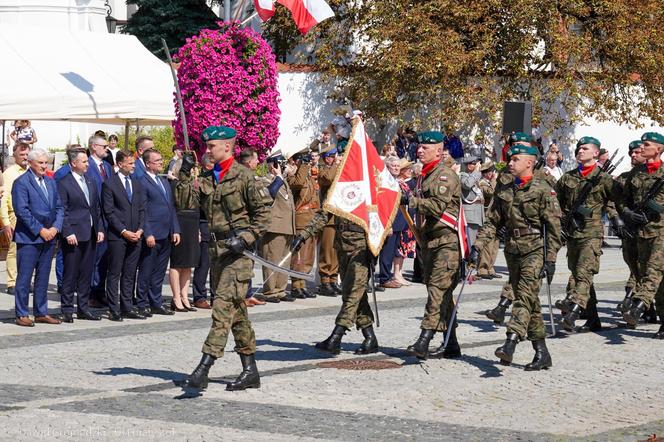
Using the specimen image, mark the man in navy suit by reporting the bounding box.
[86,135,114,306]
[57,148,105,323]
[102,149,146,321]
[136,148,180,316]
[12,148,64,327]
[131,136,154,179]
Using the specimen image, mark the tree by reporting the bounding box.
[289,0,664,136]
[123,0,220,59]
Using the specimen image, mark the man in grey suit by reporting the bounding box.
[460,155,484,246]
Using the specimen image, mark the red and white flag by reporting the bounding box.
[439,207,470,259]
[277,0,334,34]
[324,116,401,256]
[253,0,276,21]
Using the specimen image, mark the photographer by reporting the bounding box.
[287,147,320,299]
[255,155,298,303]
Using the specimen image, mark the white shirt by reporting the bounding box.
[544,165,563,181]
[71,171,93,227]
[118,171,132,194]
[146,171,166,195]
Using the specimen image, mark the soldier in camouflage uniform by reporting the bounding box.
[317,145,342,297]
[553,136,625,332]
[477,160,500,279]
[184,126,272,390]
[618,132,664,339]
[471,142,562,370]
[402,131,462,360]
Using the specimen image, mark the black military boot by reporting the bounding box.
[643,304,658,324]
[495,333,519,365]
[406,329,435,359]
[226,353,260,391]
[331,282,342,296]
[555,295,573,315]
[577,300,602,332]
[315,325,347,355]
[562,303,583,331]
[524,339,552,371]
[429,325,462,359]
[618,288,634,313]
[652,317,664,340]
[623,300,647,327]
[318,283,337,297]
[355,326,379,355]
[188,353,216,389]
[485,297,512,324]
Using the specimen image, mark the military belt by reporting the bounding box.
[336,223,364,233]
[509,227,541,238]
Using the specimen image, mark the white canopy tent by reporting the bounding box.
[0,24,175,124]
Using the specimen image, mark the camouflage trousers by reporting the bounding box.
[335,233,374,330]
[633,235,664,317]
[420,242,460,332]
[477,236,499,277]
[498,248,515,302]
[622,236,639,291]
[505,249,546,341]
[566,237,602,309]
[202,251,256,358]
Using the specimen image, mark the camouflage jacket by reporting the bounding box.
[478,177,495,209]
[195,161,271,248]
[620,162,664,239]
[408,162,461,249]
[318,162,338,226]
[476,175,562,262]
[554,166,618,239]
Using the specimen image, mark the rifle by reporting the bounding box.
[632,173,664,222]
[561,150,621,237]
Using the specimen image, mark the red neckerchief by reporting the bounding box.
[646,160,661,175]
[421,159,440,176]
[213,157,234,183]
[578,162,597,177]
[515,176,533,188]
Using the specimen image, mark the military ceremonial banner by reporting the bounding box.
[253,0,276,21]
[324,116,401,256]
[440,206,470,259]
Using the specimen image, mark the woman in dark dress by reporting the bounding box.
[168,160,201,312]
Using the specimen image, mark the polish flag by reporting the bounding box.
[276,0,335,34]
[253,0,276,21]
[324,115,401,256]
[440,207,470,259]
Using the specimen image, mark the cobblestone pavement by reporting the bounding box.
[1,245,663,441]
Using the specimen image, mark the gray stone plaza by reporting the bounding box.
[0,245,662,441]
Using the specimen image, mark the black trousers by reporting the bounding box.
[61,233,96,313]
[193,239,211,302]
[106,239,142,314]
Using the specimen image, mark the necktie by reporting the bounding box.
[39,177,48,200]
[125,176,132,202]
[156,176,166,197]
[99,163,107,181]
[80,176,90,205]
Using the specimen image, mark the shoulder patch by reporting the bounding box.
[550,189,556,195]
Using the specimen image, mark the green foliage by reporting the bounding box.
[261,4,303,62]
[115,126,175,162]
[122,0,219,59]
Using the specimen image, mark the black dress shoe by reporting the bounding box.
[123,310,147,320]
[5,286,14,295]
[331,282,342,295]
[108,311,123,322]
[170,301,188,312]
[373,285,385,292]
[151,305,175,315]
[302,288,316,299]
[62,312,74,323]
[318,283,337,297]
[280,295,296,302]
[139,308,153,318]
[77,310,102,321]
[290,288,306,299]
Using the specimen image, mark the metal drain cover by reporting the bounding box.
[316,359,402,370]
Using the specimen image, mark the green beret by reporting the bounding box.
[576,136,601,149]
[509,145,540,157]
[628,140,643,152]
[201,125,237,142]
[508,132,532,145]
[417,131,444,144]
[336,139,348,153]
[641,132,664,145]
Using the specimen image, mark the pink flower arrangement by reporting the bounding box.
[173,22,280,160]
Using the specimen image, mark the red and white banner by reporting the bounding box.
[324,117,401,256]
[276,0,335,34]
[439,207,470,259]
[253,0,276,21]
